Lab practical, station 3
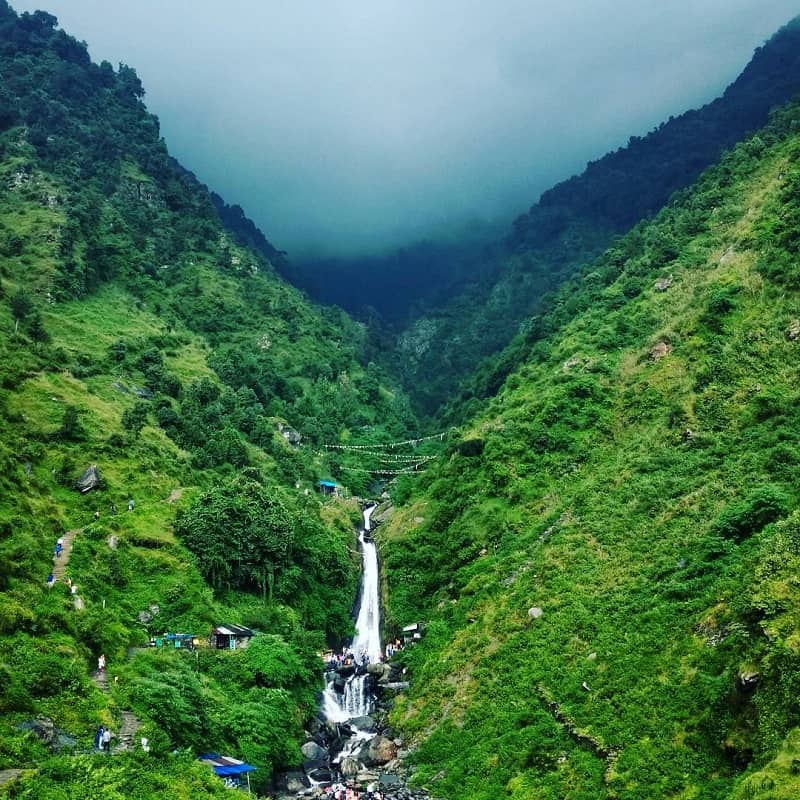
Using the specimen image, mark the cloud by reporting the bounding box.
[10,0,800,256]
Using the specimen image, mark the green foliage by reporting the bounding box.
[711,486,790,542]
[175,477,293,600]
[380,101,800,800]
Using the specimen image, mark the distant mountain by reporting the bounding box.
[397,15,800,414]
[380,99,800,800]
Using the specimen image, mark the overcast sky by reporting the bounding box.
[10,1,800,257]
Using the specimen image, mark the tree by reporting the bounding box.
[58,404,84,441]
[121,401,149,438]
[174,477,294,601]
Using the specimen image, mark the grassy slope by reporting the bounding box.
[380,105,800,800]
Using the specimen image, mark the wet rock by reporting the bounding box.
[348,715,376,732]
[380,682,410,695]
[283,771,310,792]
[301,741,328,761]
[18,717,56,746]
[307,767,332,783]
[75,465,102,493]
[276,422,302,446]
[18,717,74,751]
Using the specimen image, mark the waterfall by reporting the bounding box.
[323,504,381,723]
[352,505,381,665]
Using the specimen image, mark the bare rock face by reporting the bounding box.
[738,670,760,692]
[75,465,101,493]
[654,274,674,292]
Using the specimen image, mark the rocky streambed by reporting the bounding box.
[272,660,427,799]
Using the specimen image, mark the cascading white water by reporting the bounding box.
[323,504,381,723]
[352,505,382,665]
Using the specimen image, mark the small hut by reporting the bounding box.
[211,624,254,650]
[318,480,338,496]
[402,622,424,645]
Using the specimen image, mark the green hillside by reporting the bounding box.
[379,102,800,800]
[395,16,800,415]
[0,4,416,797]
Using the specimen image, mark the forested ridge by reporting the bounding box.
[390,15,800,415]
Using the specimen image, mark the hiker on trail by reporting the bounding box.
[94,725,105,750]
[46,573,55,588]
[102,727,112,753]
[127,498,134,512]
[94,510,100,520]
[54,541,62,558]
[98,654,106,672]
[110,502,117,515]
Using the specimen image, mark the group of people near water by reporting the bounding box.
[325,639,406,671]
[324,782,386,800]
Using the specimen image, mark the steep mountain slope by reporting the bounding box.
[379,102,800,800]
[396,15,800,414]
[0,5,415,797]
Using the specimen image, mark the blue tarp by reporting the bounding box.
[319,480,336,488]
[199,754,257,776]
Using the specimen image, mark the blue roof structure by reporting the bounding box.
[199,754,257,776]
[319,480,336,487]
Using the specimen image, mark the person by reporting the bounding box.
[127,498,134,512]
[94,725,105,750]
[94,510,100,520]
[102,727,112,753]
[54,541,62,558]
[46,573,55,588]
[98,654,106,672]
[110,502,117,515]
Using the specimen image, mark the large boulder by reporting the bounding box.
[282,772,309,793]
[301,741,328,761]
[75,465,101,493]
[360,736,398,766]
